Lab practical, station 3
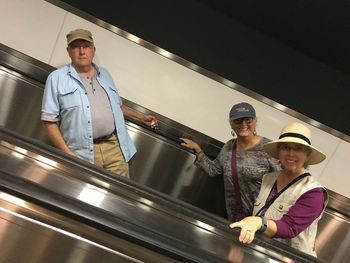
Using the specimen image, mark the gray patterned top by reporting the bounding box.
[195,137,280,221]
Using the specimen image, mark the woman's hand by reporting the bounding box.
[179,138,202,154]
[229,216,262,244]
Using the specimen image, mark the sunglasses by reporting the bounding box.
[232,117,254,124]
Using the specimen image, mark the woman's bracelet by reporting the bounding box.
[258,216,267,233]
[195,150,203,155]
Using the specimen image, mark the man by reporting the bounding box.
[41,28,157,177]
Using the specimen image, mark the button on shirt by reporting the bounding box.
[41,63,136,163]
[80,74,115,139]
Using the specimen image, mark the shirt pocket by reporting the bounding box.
[253,198,264,215]
[270,200,293,214]
[58,86,81,109]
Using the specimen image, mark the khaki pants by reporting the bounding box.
[93,134,129,178]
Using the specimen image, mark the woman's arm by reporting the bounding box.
[229,187,325,243]
[273,187,325,238]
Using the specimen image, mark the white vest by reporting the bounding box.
[253,171,328,256]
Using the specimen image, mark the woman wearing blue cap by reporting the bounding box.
[180,102,280,221]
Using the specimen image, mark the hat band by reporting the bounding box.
[279,132,311,145]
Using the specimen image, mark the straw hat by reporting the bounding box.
[264,122,326,165]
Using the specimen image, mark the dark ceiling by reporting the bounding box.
[200,0,350,76]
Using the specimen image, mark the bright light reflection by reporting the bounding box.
[127,33,142,44]
[78,184,107,207]
[90,178,110,189]
[195,220,215,232]
[11,146,28,159]
[136,198,154,212]
[141,199,154,207]
[35,155,57,170]
[0,192,26,206]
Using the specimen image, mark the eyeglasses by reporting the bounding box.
[69,43,94,51]
[232,117,254,124]
[279,143,309,152]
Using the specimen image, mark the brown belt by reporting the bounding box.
[93,133,115,144]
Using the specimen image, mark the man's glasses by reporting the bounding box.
[69,43,94,51]
[232,117,254,124]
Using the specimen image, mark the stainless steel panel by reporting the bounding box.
[316,210,350,263]
[0,66,48,142]
[0,194,177,263]
[0,132,321,263]
[127,123,226,216]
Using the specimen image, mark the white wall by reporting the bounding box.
[1,0,349,197]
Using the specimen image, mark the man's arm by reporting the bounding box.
[121,105,158,128]
[42,121,76,156]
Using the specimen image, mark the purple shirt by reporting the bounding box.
[264,185,325,238]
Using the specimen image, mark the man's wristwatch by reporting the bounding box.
[258,216,267,233]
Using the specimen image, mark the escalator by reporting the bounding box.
[0,43,348,262]
[0,127,321,263]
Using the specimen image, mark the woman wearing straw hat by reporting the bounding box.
[230,122,327,256]
[180,102,280,222]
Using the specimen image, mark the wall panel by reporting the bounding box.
[0,0,66,63]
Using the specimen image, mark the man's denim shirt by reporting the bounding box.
[41,63,136,163]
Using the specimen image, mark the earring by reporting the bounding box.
[253,130,257,136]
[231,130,235,137]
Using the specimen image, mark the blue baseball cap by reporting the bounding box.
[229,102,256,121]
